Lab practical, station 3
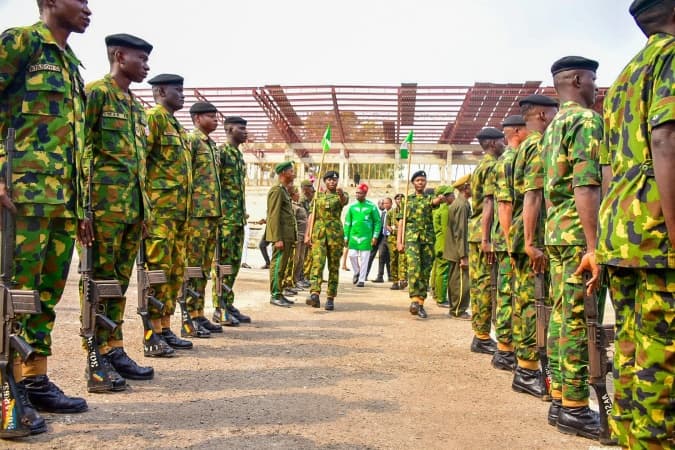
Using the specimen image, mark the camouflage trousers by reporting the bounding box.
[405,238,433,301]
[494,251,513,350]
[145,218,188,319]
[546,245,589,404]
[283,244,297,288]
[387,237,402,283]
[303,241,313,280]
[448,260,470,316]
[511,252,537,363]
[79,219,141,353]
[469,242,492,337]
[433,257,450,303]
[15,217,76,357]
[607,266,674,449]
[185,217,218,315]
[309,235,342,297]
[293,240,307,283]
[211,222,243,308]
[270,242,294,298]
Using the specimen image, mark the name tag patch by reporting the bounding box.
[28,63,60,73]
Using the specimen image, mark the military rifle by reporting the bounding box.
[0,129,40,438]
[534,272,552,401]
[214,226,233,321]
[583,270,615,445]
[177,266,203,337]
[136,240,168,356]
[79,160,124,392]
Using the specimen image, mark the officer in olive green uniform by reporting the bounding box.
[596,2,675,447]
[444,175,472,318]
[397,170,445,319]
[541,56,603,440]
[388,193,405,290]
[80,34,156,390]
[0,1,92,427]
[290,184,309,287]
[432,186,452,306]
[469,127,504,354]
[185,101,223,335]
[306,171,348,311]
[299,180,315,285]
[267,161,297,306]
[212,116,250,325]
[144,73,194,354]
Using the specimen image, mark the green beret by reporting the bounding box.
[550,56,599,75]
[189,102,217,115]
[274,161,293,174]
[411,170,427,182]
[502,115,526,127]
[629,0,662,17]
[518,94,559,108]
[476,127,504,140]
[300,180,313,188]
[105,33,153,54]
[452,173,471,189]
[147,73,183,86]
[224,116,247,125]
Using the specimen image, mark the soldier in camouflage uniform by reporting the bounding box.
[432,186,452,306]
[212,116,251,325]
[541,56,603,440]
[0,0,92,428]
[444,175,472,318]
[388,193,405,290]
[144,73,194,354]
[299,180,315,285]
[397,171,445,319]
[594,3,675,447]
[80,34,156,391]
[185,101,223,336]
[469,127,504,354]
[305,171,348,311]
[489,115,526,372]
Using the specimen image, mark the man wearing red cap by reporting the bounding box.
[343,184,381,287]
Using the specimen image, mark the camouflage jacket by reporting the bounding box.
[598,33,675,269]
[145,104,192,220]
[189,129,221,218]
[488,147,515,252]
[469,153,497,243]
[0,21,84,218]
[83,74,149,224]
[541,101,602,247]
[386,205,400,242]
[518,131,546,251]
[510,132,543,253]
[400,193,435,243]
[310,191,347,240]
[219,142,246,226]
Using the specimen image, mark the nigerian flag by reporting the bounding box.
[400,130,413,159]
[321,125,332,153]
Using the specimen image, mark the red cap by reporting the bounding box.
[357,183,369,193]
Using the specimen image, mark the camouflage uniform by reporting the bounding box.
[212,142,245,309]
[291,200,308,284]
[386,205,402,283]
[596,33,675,448]
[444,194,471,316]
[400,193,435,303]
[432,201,450,303]
[80,74,150,353]
[300,194,313,280]
[469,154,497,338]
[0,22,84,361]
[266,184,296,299]
[541,100,602,406]
[309,191,347,297]
[186,128,221,317]
[145,104,192,322]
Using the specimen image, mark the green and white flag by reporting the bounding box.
[400,130,413,159]
[321,125,332,153]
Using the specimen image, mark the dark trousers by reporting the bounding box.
[366,234,390,280]
[259,227,271,266]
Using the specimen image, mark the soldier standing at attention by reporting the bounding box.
[305,171,348,311]
[594,1,675,447]
[212,116,251,325]
[80,33,156,390]
[444,175,472,319]
[185,101,223,335]
[541,56,603,440]
[144,73,193,354]
[432,186,451,307]
[469,128,505,354]
[0,0,92,431]
[267,162,297,307]
[388,193,405,290]
[397,171,445,319]
[299,180,315,286]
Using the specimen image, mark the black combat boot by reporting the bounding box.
[85,352,127,393]
[548,399,562,426]
[161,329,193,349]
[227,304,251,323]
[193,316,223,333]
[16,384,47,435]
[325,297,334,311]
[409,301,419,315]
[470,336,497,354]
[19,375,88,414]
[306,293,320,308]
[512,366,545,398]
[106,347,154,380]
[417,305,427,318]
[556,406,600,440]
[212,307,240,326]
[491,350,516,371]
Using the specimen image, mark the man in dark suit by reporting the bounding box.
[367,198,391,282]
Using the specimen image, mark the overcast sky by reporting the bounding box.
[1,0,645,88]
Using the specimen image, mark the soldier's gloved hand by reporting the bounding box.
[573,250,599,296]
[77,218,94,246]
[0,182,17,226]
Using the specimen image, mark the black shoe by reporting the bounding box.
[181,320,211,338]
[144,333,176,357]
[306,293,320,308]
[280,295,295,304]
[436,301,450,308]
[470,336,497,355]
[283,288,297,297]
[15,384,47,435]
[400,281,408,289]
[261,264,270,269]
[556,406,600,440]
[106,347,154,380]
[491,350,516,371]
[226,305,252,323]
[241,262,251,269]
[390,282,401,290]
[194,316,223,333]
[417,305,427,319]
[270,296,291,307]
[19,375,88,414]
[548,399,562,426]
[353,274,359,284]
[451,311,471,320]
[409,301,419,315]
[161,328,193,349]
[512,366,545,398]
[325,297,334,311]
[356,282,365,287]
[85,350,127,393]
[212,308,240,326]
[373,278,384,283]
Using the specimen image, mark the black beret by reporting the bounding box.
[501,115,526,127]
[105,33,153,54]
[189,101,218,115]
[411,170,427,182]
[394,193,404,199]
[147,73,183,86]
[550,56,599,75]
[224,116,247,126]
[323,170,339,180]
[629,0,662,17]
[518,94,559,108]
[475,127,505,140]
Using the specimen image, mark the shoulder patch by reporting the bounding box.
[28,63,60,73]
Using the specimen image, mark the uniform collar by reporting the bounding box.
[34,21,83,68]
[103,74,132,101]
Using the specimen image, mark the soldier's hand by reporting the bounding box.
[459,256,468,268]
[304,236,312,246]
[274,240,284,250]
[525,245,547,273]
[397,242,404,252]
[337,187,344,195]
[141,220,150,239]
[77,218,94,246]
[573,251,599,296]
[0,182,17,223]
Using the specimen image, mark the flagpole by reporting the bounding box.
[399,141,413,250]
[306,125,331,246]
